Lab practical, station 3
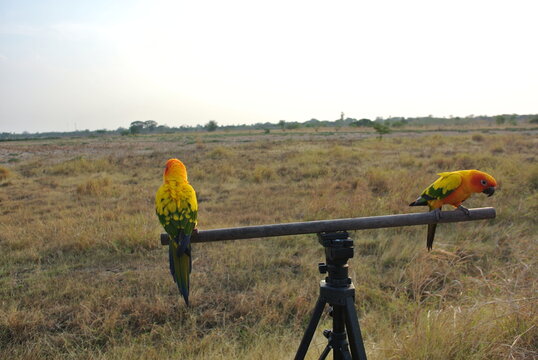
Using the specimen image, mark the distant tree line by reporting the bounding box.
[129,120,158,134]
[1,114,537,140]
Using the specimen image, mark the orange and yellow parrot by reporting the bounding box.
[409,169,497,251]
[155,159,198,305]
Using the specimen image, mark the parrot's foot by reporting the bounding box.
[432,208,442,221]
[456,205,470,216]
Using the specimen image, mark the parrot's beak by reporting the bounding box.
[482,187,495,197]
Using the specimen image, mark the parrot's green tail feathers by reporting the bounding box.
[427,223,437,251]
[178,251,190,306]
[168,235,192,306]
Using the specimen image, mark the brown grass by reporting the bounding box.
[0,165,11,182]
[76,176,112,196]
[0,130,536,359]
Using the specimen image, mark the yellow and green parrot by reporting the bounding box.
[155,158,198,305]
[409,169,497,251]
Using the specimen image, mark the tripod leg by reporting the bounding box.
[295,297,327,360]
[318,344,331,360]
[331,305,352,360]
[344,296,368,360]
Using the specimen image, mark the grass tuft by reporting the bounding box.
[48,156,112,175]
[528,165,538,190]
[0,165,11,182]
[252,165,276,183]
[208,146,233,159]
[76,176,112,196]
[366,169,389,195]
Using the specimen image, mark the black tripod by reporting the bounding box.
[295,231,368,360]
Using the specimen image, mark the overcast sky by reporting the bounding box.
[1,0,537,133]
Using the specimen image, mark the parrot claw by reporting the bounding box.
[457,205,470,216]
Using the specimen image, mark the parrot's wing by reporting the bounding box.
[410,172,462,206]
[424,172,462,200]
[155,183,198,237]
[155,184,178,238]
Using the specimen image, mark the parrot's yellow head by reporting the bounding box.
[469,170,497,197]
[163,158,188,182]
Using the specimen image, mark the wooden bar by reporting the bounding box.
[160,207,495,245]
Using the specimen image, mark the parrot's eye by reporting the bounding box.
[480,179,487,186]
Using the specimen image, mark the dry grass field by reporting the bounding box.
[1,127,537,359]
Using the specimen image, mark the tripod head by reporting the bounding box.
[317,231,354,288]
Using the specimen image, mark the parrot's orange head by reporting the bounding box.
[470,170,497,197]
[163,158,188,181]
